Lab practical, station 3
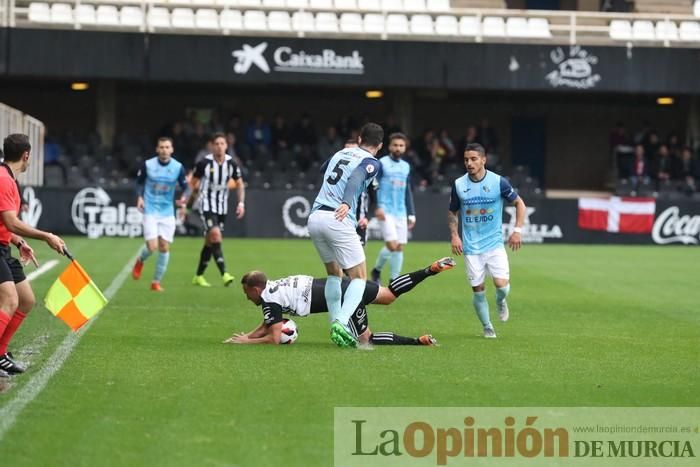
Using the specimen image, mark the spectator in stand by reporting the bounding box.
[477,118,500,167]
[246,115,272,151]
[225,132,247,179]
[43,130,67,185]
[610,122,634,179]
[667,132,682,159]
[415,129,438,185]
[270,114,291,158]
[676,147,698,194]
[437,129,457,173]
[227,114,245,158]
[633,120,652,145]
[382,114,402,148]
[644,131,660,167]
[189,123,209,164]
[317,126,343,162]
[291,114,317,171]
[336,115,357,139]
[170,121,190,166]
[458,125,479,157]
[629,144,649,193]
[653,144,674,187]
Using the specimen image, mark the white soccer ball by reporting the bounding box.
[279,318,298,344]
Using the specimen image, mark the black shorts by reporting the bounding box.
[356,226,367,246]
[310,278,380,313]
[199,211,226,234]
[310,278,379,336]
[0,244,26,284]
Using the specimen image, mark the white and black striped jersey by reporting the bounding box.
[260,275,315,325]
[193,154,242,215]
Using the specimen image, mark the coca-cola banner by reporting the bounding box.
[18,186,700,245]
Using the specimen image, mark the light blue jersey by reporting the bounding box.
[313,147,381,225]
[137,157,188,217]
[449,170,518,255]
[376,156,415,217]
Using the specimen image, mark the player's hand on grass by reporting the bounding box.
[508,232,522,251]
[451,235,463,256]
[335,203,350,221]
[45,233,66,255]
[223,333,250,344]
[19,242,39,268]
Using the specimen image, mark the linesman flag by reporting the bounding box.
[44,250,108,331]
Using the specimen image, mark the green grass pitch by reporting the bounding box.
[0,237,697,466]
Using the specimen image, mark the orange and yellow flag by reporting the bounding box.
[44,260,108,331]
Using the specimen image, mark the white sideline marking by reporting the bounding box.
[25,260,59,282]
[0,251,139,441]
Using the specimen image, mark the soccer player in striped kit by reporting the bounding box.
[190,133,245,287]
[371,133,415,283]
[228,256,455,345]
[132,137,188,291]
[448,143,526,338]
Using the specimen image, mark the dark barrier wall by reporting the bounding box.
[3,28,700,93]
[20,186,700,245]
[5,29,147,79]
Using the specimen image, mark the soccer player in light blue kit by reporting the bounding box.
[448,143,526,338]
[132,137,188,291]
[371,133,416,283]
[307,123,384,348]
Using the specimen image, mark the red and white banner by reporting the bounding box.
[578,197,656,234]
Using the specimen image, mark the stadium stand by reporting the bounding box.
[633,0,692,15]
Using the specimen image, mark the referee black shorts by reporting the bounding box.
[199,211,227,234]
[0,244,26,284]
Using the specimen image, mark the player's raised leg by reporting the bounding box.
[384,257,456,300]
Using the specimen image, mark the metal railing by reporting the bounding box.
[0,103,45,187]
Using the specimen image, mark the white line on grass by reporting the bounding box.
[0,250,140,441]
[25,260,59,282]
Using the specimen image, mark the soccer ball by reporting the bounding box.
[279,319,298,344]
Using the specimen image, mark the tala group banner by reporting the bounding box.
[19,187,700,245]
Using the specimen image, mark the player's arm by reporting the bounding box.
[448,182,462,255]
[0,210,64,254]
[230,302,283,344]
[230,162,246,219]
[336,159,381,221]
[135,161,147,211]
[176,166,190,207]
[405,175,416,229]
[187,162,205,207]
[501,178,525,251]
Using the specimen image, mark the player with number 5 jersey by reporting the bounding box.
[307,122,384,348]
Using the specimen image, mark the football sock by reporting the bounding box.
[154,252,170,282]
[0,311,26,355]
[370,332,419,345]
[374,247,391,273]
[496,284,510,306]
[472,292,492,328]
[196,245,212,275]
[338,278,366,327]
[210,242,226,274]
[389,251,404,280]
[0,311,11,350]
[325,275,342,322]
[139,246,153,263]
[388,269,430,297]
